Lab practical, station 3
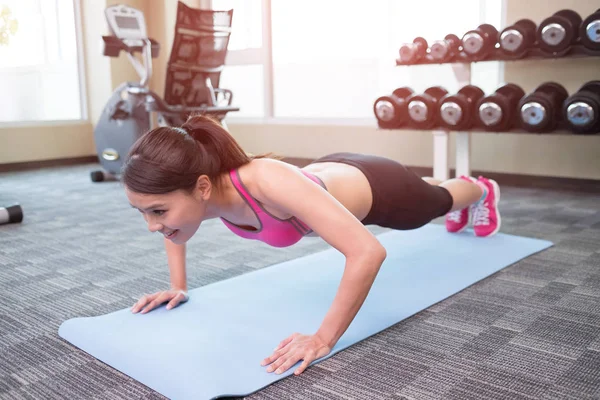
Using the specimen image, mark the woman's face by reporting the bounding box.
[125,186,209,245]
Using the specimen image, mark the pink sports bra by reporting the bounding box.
[220,168,327,248]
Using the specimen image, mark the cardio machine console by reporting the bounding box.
[104,5,147,47]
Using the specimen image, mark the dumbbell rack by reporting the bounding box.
[398,48,600,181]
[396,43,600,66]
[389,7,600,181]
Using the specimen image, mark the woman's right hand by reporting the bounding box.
[131,289,189,314]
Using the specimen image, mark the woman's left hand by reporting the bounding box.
[261,333,332,376]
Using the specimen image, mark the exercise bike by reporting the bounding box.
[91,3,239,182]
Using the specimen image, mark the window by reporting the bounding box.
[211,0,266,118]
[215,0,262,51]
[0,0,85,123]
[212,0,503,121]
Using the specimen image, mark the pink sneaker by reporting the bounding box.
[445,176,476,233]
[472,176,501,237]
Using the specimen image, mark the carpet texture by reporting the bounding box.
[1,163,600,400]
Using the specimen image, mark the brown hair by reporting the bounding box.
[122,115,272,195]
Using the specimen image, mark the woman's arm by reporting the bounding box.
[131,239,188,314]
[165,238,187,291]
[314,249,386,347]
[253,159,387,349]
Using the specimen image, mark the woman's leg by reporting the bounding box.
[421,177,442,185]
[422,176,483,211]
[439,178,485,212]
[427,175,500,237]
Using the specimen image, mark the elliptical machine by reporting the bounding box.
[91,4,239,182]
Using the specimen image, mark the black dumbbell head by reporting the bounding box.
[537,9,582,52]
[499,19,537,54]
[430,34,460,61]
[555,9,583,28]
[579,80,600,94]
[90,171,105,182]
[407,86,448,128]
[0,204,23,224]
[458,84,486,101]
[496,83,526,100]
[478,84,525,130]
[535,81,569,98]
[564,101,599,133]
[563,80,600,133]
[517,19,538,33]
[423,86,449,101]
[462,24,499,57]
[399,37,428,63]
[519,82,569,132]
[8,205,23,224]
[373,87,414,129]
[374,96,403,128]
[439,85,485,129]
[481,23,499,38]
[580,9,600,50]
[392,87,414,99]
[413,37,428,49]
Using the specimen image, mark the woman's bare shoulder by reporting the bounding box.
[243,157,297,175]
[236,157,299,191]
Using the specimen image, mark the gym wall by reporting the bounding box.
[0,0,598,181]
[494,0,600,179]
[226,0,600,180]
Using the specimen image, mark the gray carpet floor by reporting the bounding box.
[1,163,599,400]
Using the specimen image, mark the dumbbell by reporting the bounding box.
[0,204,23,225]
[461,24,499,60]
[518,82,569,133]
[499,19,537,57]
[406,86,449,129]
[429,34,461,62]
[563,81,600,134]
[536,9,582,53]
[477,83,526,131]
[373,87,414,129]
[438,85,486,130]
[581,8,600,51]
[398,37,428,64]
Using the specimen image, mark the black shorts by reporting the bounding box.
[311,152,454,230]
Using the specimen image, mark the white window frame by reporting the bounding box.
[219,0,275,123]
[215,0,506,126]
[73,0,89,123]
[0,0,88,128]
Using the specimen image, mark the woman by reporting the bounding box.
[125,115,500,376]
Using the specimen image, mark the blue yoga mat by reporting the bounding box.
[59,224,552,399]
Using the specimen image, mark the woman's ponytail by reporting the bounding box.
[181,115,252,173]
[122,115,267,195]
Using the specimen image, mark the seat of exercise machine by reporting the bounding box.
[163,2,236,110]
[102,5,159,58]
